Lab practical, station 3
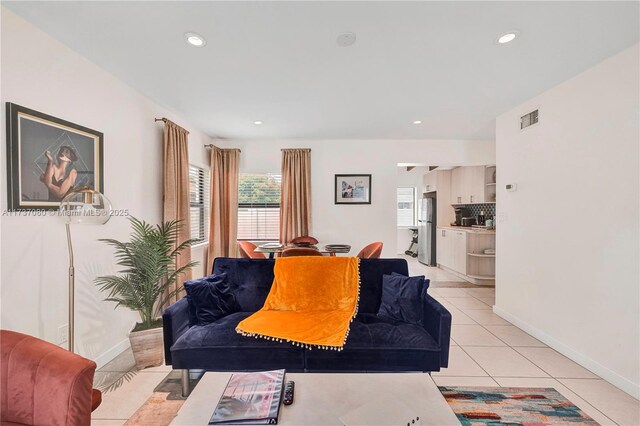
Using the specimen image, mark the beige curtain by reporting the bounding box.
[280,149,311,243]
[206,146,241,272]
[163,120,192,305]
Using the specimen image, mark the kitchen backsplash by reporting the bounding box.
[463,203,496,218]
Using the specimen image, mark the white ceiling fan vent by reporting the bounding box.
[520,109,539,130]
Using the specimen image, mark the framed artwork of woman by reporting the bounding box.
[5,103,104,210]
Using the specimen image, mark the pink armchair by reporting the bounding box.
[1,330,101,426]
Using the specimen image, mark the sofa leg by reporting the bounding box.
[181,369,190,397]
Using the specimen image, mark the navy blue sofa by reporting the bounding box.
[163,258,451,394]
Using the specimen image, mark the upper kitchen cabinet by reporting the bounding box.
[422,169,455,226]
[451,166,496,204]
[422,169,451,194]
[451,167,463,204]
[423,170,437,193]
[467,166,486,204]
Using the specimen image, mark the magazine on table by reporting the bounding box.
[209,369,285,425]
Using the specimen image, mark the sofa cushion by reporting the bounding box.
[183,273,240,326]
[170,312,305,371]
[347,313,435,347]
[377,273,427,326]
[212,258,276,311]
[358,259,410,314]
[304,313,441,372]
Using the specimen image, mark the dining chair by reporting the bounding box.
[281,247,323,257]
[357,242,383,259]
[237,241,266,259]
[290,235,319,245]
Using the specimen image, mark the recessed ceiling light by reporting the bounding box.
[184,32,206,47]
[253,120,263,125]
[497,31,519,44]
[413,120,422,125]
[336,32,357,47]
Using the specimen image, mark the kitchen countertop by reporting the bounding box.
[437,225,496,234]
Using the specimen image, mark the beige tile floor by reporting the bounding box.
[93,259,640,425]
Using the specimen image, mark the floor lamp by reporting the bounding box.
[59,187,112,352]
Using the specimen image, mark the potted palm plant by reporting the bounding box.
[95,217,197,369]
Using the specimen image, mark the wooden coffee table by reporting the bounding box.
[171,372,459,425]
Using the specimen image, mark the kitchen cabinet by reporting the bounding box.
[422,169,450,194]
[467,166,485,204]
[436,228,451,268]
[450,166,488,204]
[451,230,467,275]
[423,170,455,226]
[436,228,466,275]
[437,227,495,284]
[450,168,462,204]
[423,171,437,193]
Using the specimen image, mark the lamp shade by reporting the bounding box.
[59,187,112,225]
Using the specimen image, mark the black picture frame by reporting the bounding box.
[334,174,372,205]
[6,103,104,210]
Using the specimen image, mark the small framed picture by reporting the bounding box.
[334,174,371,205]
[5,103,104,210]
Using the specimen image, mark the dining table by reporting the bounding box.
[254,243,351,259]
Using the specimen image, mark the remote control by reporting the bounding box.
[283,380,295,405]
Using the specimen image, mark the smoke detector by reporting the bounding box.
[336,32,356,47]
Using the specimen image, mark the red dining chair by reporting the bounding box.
[237,241,266,259]
[357,242,383,259]
[281,247,323,257]
[290,235,319,245]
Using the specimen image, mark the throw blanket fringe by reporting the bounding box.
[236,257,361,351]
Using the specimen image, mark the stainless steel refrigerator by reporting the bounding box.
[418,197,437,266]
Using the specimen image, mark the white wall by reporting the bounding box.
[396,166,430,254]
[0,10,212,366]
[219,139,495,258]
[495,45,640,397]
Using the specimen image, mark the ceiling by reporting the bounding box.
[4,1,639,140]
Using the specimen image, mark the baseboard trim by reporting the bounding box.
[93,338,131,370]
[493,306,640,399]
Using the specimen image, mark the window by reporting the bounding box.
[189,165,209,243]
[238,173,281,241]
[397,187,416,226]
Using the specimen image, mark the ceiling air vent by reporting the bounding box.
[520,109,539,129]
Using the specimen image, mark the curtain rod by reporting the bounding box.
[155,117,191,134]
[204,144,241,152]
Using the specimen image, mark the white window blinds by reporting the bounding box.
[189,165,209,243]
[238,173,281,241]
[397,187,416,226]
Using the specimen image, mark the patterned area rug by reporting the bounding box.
[123,371,202,425]
[439,386,599,425]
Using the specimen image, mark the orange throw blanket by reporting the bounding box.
[236,256,360,351]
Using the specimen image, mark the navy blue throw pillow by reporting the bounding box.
[183,273,240,325]
[390,272,430,291]
[376,273,428,326]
